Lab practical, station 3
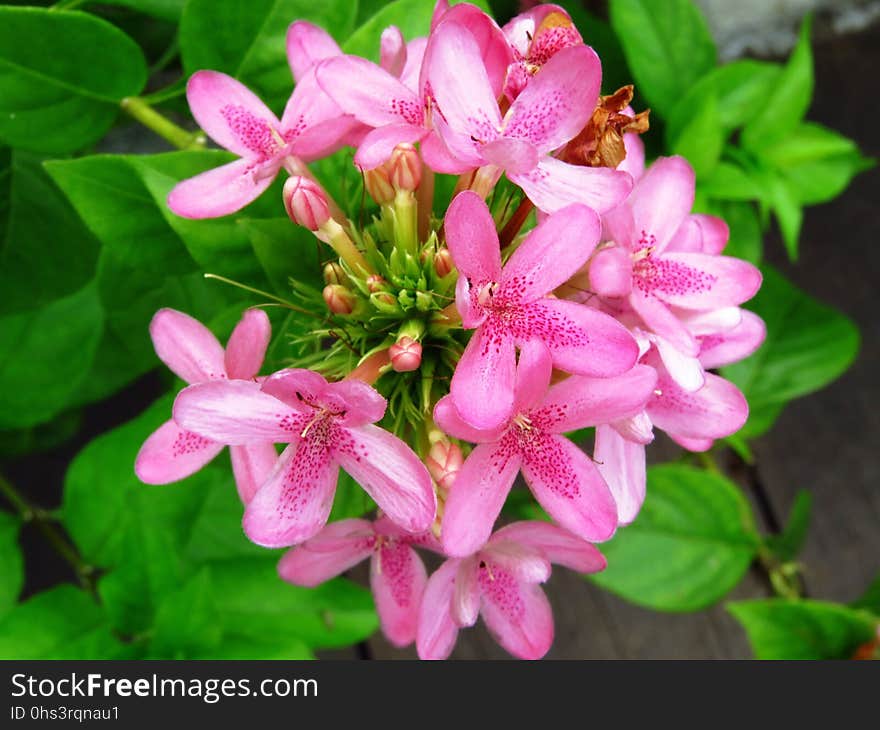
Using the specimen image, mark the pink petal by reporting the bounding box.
[323,379,387,428]
[481,541,551,584]
[419,128,476,174]
[400,37,427,92]
[501,203,601,303]
[167,157,277,219]
[440,442,522,558]
[277,518,375,586]
[589,245,633,297]
[478,562,554,660]
[698,310,766,369]
[316,55,423,127]
[354,123,427,170]
[602,202,635,250]
[260,368,329,410]
[230,442,278,504]
[334,424,436,534]
[512,157,633,214]
[653,335,705,392]
[173,380,304,445]
[670,434,715,452]
[524,298,639,377]
[512,339,553,415]
[628,156,695,253]
[149,308,226,384]
[446,190,502,288]
[491,521,607,574]
[428,111,486,169]
[433,395,506,444]
[538,364,657,433]
[451,556,480,627]
[521,433,617,542]
[380,26,407,77]
[612,411,654,444]
[224,307,270,380]
[629,286,698,356]
[692,214,729,255]
[619,132,645,180]
[594,425,646,525]
[504,45,600,152]
[450,320,516,431]
[416,558,461,660]
[371,542,428,647]
[480,137,539,175]
[647,253,762,310]
[243,441,339,547]
[135,419,223,485]
[664,216,703,254]
[286,21,342,83]
[185,70,280,158]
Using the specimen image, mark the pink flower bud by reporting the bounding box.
[433,248,453,278]
[390,143,421,192]
[283,176,330,230]
[323,284,356,315]
[323,262,348,286]
[425,440,463,493]
[366,274,387,293]
[389,335,422,372]
[364,166,395,205]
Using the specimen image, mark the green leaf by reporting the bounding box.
[767,173,803,260]
[852,576,880,616]
[728,599,878,659]
[240,217,324,294]
[99,0,186,23]
[328,471,373,521]
[765,491,812,562]
[722,266,859,438]
[0,284,104,429]
[668,92,723,177]
[181,0,358,112]
[695,199,763,265]
[0,510,23,617]
[608,0,716,118]
[591,464,759,611]
[741,17,813,151]
[0,585,127,659]
[0,7,147,153]
[150,570,223,658]
[698,161,763,203]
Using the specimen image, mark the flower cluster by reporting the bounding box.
[135,1,764,659]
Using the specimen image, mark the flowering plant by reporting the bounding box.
[0,0,875,661]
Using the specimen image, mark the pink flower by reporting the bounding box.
[417,521,606,660]
[591,156,762,388]
[426,19,632,213]
[173,368,436,547]
[278,516,441,647]
[445,191,638,429]
[135,308,277,504]
[167,70,354,219]
[435,342,656,556]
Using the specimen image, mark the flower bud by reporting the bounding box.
[366,274,387,293]
[425,439,463,493]
[390,143,421,192]
[364,166,395,205]
[433,248,453,278]
[323,262,348,286]
[370,291,400,314]
[323,284,356,315]
[283,176,330,231]
[389,335,422,372]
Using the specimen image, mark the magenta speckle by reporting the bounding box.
[172,430,213,457]
[478,561,524,621]
[220,104,278,159]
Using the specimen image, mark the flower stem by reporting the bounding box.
[120,97,206,151]
[0,470,95,593]
[499,197,534,249]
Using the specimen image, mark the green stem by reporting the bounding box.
[202,274,323,320]
[697,450,721,475]
[757,546,803,599]
[0,471,95,593]
[120,97,205,151]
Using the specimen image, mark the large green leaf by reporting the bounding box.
[728,599,878,659]
[0,7,147,153]
[0,510,23,617]
[240,217,324,294]
[0,585,128,659]
[149,570,223,658]
[99,0,186,22]
[591,464,759,611]
[181,0,358,112]
[668,92,723,178]
[608,0,716,118]
[722,266,860,439]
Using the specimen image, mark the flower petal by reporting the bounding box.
[380,26,407,77]
[629,286,698,356]
[501,203,600,303]
[512,157,633,214]
[451,556,480,627]
[135,419,223,485]
[353,123,427,170]
[481,541,551,584]
[286,21,342,83]
[281,69,359,160]
[512,339,553,414]
[480,137,539,176]
[230,442,279,504]
[692,213,729,255]
[440,442,522,557]
[416,558,461,660]
[167,157,276,219]
[648,253,762,310]
[149,308,226,384]
[698,310,766,369]
[589,245,633,297]
[628,156,695,253]
[173,380,304,444]
[277,518,375,586]
[371,542,428,647]
[521,433,617,542]
[594,425,646,525]
[524,298,639,378]
[433,395,506,444]
[653,335,705,392]
[243,441,339,547]
[491,521,607,573]
[445,190,502,284]
[619,131,645,180]
[224,307,271,380]
[334,424,436,534]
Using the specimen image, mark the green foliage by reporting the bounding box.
[765,491,812,563]
[0,7,147,154]
[590,465,760,611]
[728,599,878,659]
[0,510,23,617]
